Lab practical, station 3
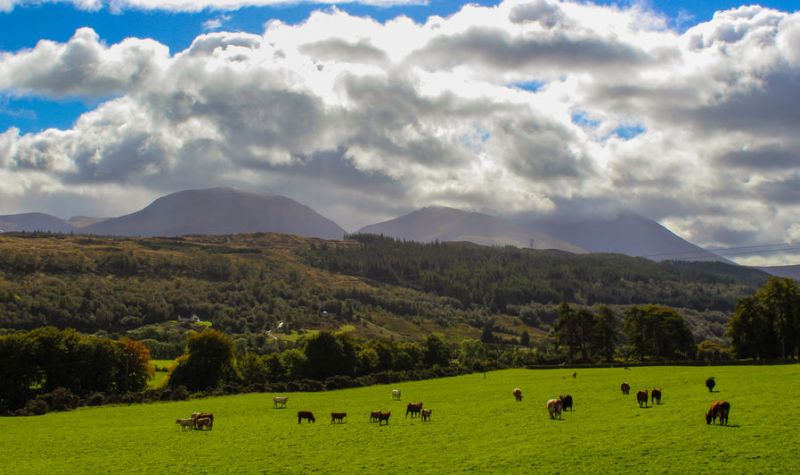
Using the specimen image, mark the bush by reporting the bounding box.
[20,399,50,416]
[86,392,106,407]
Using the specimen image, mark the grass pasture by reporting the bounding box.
[1,365,798,474]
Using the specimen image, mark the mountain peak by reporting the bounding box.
[83,188,345,239]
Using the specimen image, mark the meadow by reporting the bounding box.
[1,365,797,474]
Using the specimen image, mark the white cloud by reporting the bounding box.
[1,1,800,264]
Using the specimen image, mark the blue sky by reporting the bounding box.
[1,0,797,133]
[1,0,799,265]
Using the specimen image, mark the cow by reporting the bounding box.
[547,399,563,420]
[297,411,316,424]
[378,411,391,426]
[512,388,523,402]
[706,377,716,393]
[330,412,347,424]
[175,418,194,430]
[273,396,288,408]
[370,411,382,423]
[191,412,214,429]
[636,390,648,408]
[559,394,573,411]
[392,389,401,401]
[572,371,577,378]
[194,417,213,430]
[421,409,432,422]
[621,382,630,395]
[406,402,423,417]
[706,401,731,425]
[651,388,662,405]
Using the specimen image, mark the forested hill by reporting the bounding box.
[0,232,768,344]
[306,234,768,313]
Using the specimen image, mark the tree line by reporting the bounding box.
[0,327,152,414]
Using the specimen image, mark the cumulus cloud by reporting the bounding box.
[1,0,800,264]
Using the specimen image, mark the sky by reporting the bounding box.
[0,0,799,266]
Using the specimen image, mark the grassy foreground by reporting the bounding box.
[1,365,798,474]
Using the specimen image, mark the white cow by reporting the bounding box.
[273,396,288,408]
[392,389,401,401]
[175,418,194,430]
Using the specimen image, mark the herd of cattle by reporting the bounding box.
[176,375,731,431]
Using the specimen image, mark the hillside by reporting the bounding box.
[525,212,733,263]
[0,213,75,234]
[84,187,346,239]
[0,232,768,346]
[359,206,584,253]
[758,265,800,281]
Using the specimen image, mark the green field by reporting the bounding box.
[1,365,797,474]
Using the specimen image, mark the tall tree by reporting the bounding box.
[168,329,238,391]
[592,306,619,362]
[729,277,800,359]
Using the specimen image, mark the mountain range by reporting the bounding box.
[0,187,793,273]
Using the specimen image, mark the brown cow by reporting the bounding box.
[330,412,347,424]
[546,399,562,420]
[636,390,648,407]
[297,411,316,424]
[191,412,214,429]
[195,417,213,430]
[706,401,731,425]
[378,411,391,426]
[370,410,381,423]
[512,388,523,402]
[406,402,423,417]
[651,388,662,405]
[621,382,630,395]
[421,409,432,422]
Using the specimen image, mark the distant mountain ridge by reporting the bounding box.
[359,206,585,253]
[0,213,75,234]
[1,189,795,271]
[83,188,346,239]
[757,265,800,281]
[524,212,735,264]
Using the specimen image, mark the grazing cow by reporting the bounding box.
[559,394,573,411]
[370,411,381,423]
[392,389,401,401]
[195,417,213,430]
[706,377,716,393]
[547,399,563,420]
[406,402,423,417]
[378,411,391,426]
[331,412,347,424]
[273,396,288,408]
[651,388,662,405]
[421,409,432,422]
[191,412,214,429]
[297,411,316,424]
[175,418,194,430]
[706,401,731,425]
[512,388,523,402]
[621,382,631,395]
[636,390,649,408]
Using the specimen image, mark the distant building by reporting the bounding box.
[178,314,201,323]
